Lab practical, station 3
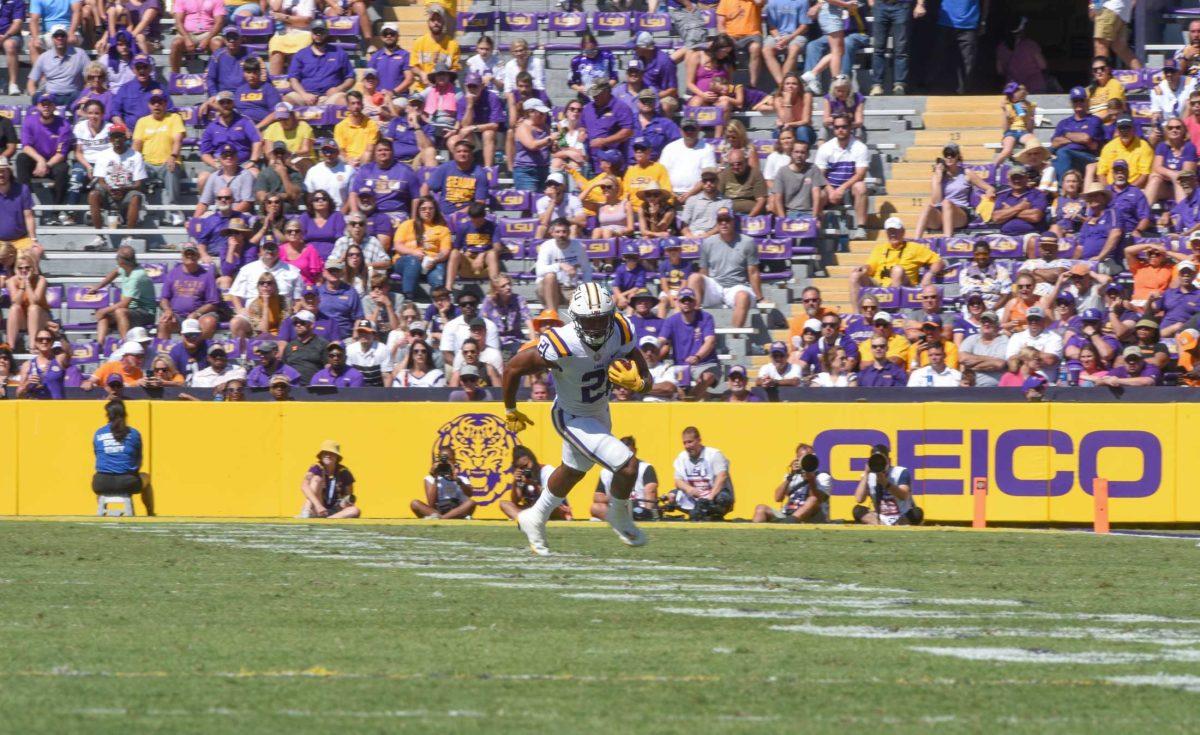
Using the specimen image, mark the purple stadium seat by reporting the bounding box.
[269,75,291,92]
[501,11,540,32]
[325,16,359,51]
[1113,68,1150,92]
[675,237,702,260]
[545,12,588,49]
[493,189,531,212]
[445,209,471,236]
[985,234,1022,258]
[64,365,84,388]
[246,337,279,357]
[142,262,167,283]
[1128,100,1154,121]
[101,336,121,357]
[860,286,900,310]
[738,214,772,238]
[236,15,272,36]
[581,238,618,261]
[387,212,408,229]
[593,12,632,47]
[295,105,330,127]
[458,11,496,32]
[169,73,207,95]
[699,8,717,28]
[635,12,671,34]
[70,341,99,363]
[632,238,661,260]
[773,216,819,240]
[756,238,793,282]
[211,336,243,358]
[484,166,500,188]
[0,104,18,121]
[899,285,940,309]
[940,235,976,258]
[752,139,775,159]
[66,286,113,310]
[682,106,725,129]
[45,285,63,311]
[497,218,539,240]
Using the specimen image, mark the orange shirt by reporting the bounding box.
[92,360,144,386]
[787,309,837,351]
[716,0,762,38]
[1131,260,1175,301]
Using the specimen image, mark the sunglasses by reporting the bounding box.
[821,322,838,328]
[311,196,329,202]
[459,301,479,307]
[17,266,31,272]
[871,344,887,349]
[566,107,582,112]
[801,297,820,303]
[920,295,938,300]
[153,367,170,374]
[86,74,105,79]
[1093,66,1109,72]
[267,198,283,204]
[411,349,429,355]
[1167,125,1185,131]
[35,337,52,343]
[258,280,275,286]
[216,195,233,201]
[1017,284,1033,290]
[285,229,302,234]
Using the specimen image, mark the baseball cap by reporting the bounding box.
[1104,282,1123,294]
[273,102,294,116]
[148,89,167,101]
[631,136,650,150]
[1135,318,1160,330]
[872,311,893,325]
[922,314,944,328]
[1026,306,1046,320]
[354,319,376,333]
[206,344,227,356]
[1081,308,1104,322]
[677,287,696,301]
[620,242,640,258]
[1122,345,1144,359]
[700,167,719,180]
[216,90,235,103]
[223,25,240,37]
[715,208,735,221]
[1164,59,1180,72]
[980,310,999,323]
[467,316,486,329]
[1111,159,1129,170]
[545,171,567,187]
[630,288,656,304]
[270,140,288,153]
[636,88,658,102]
[427,3,446,17]
[268,374,292,387]
[123,342,145,356]
[311,17,328,31]
[884,216,905,231]
[598,149,624,166]
[320,138,339,152]
[681,118,700,131]
[727,365,747,379]
[1055,291,1076,305]
[33,91,55,105]
[362,68,378,78]
[253,341,277,354]
[181,242,199,254]
[49,24,68,36]
[662,239,683,249]
[965,291,985,304]
[464,72,484,87]
[1069,86,1088,101]
[325,259,344,271]
[408,320,428,333]
[522,97,550,114]
[769,340,787,354]
[1116,116,1134,128]
[459,364,481,379]
[218,143,238,158]
[635,31,655,48]
[1180,260,1199,273]
[588,80,611,97]
[627,59,644,72]
[638,335,659,348]
[106,372,125,386]
[181,318,202,335]
[1022,375,1048,391]
[1008,163,1031,178]
[108,122,128,135]
[356,185,376,197]
[803,318,821,333]
[380,25,398,35]
[345,212,366,224]
[292,310,315,323]
[132,54,153,67]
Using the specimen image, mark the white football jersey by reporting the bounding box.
[537,311,637,418]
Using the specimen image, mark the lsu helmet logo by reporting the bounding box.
[433,414,517,506]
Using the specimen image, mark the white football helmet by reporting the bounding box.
[568,284,616,349]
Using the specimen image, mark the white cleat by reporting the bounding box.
[606,497,648,547]
[517,508,551,556]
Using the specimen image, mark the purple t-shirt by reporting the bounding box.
[199,112,262,162]
[234,81,283,125]
[161,263,220,314]
[287,44,354,95]
[1109,185,1151,233]
[317,282,364,336]
[629,313,663,340]
[1052,113,1105,153]
[352,161,421,214]
[21,113,73,159]
[168,340,208,377]
[1076,208,1121,260]
[310,365,365,387]
[369,46,411,92]
[455,89,507,129]
[277,313,342,342]
[300,211,347,257]
[995,188,1048,235]
[1155,140,1198,171]
[0,182,34,240]
[1109,363,1162,384]
[843,314,874,343]
[613,263,649,292]
[1160,286,1200,328]
[581,96,635,166]
[659,310,716,365]
[127,0,162,38]
[426,161,490,214]
[799,335,860,366]
[657,258,696,291]
[246,362,302,387]
[638,49,677,93]
[1065,333,1121,354]
[452,218,496,254]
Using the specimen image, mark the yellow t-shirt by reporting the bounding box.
[263,120,316,161]
[865,241,941,286]
[856,333,911,365]
[622,163,673,209]
[409,34,462,91]
[904,340,960,370]
[333,116,380,163]
[393,219,451,258]
[1088,78,1126,116]
[570,169,624,205]
[1096,137,1154,182]
[132,113,185,166]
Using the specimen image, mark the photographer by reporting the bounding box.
[411,448,476,520]
[300,440,361,519]
[852,444,922,526]
[499,446,571,521]
[670,427,734,522]
[591,437,659,522]
[752,443,831,524]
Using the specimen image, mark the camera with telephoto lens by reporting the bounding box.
[868,451,888,474]
[434,453,453,477]
[800,454,819,473]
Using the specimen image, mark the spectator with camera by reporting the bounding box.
[853,445,922,526]
[412,448,476,520]
[591,436,658,522]
[670,426,734,522]
[752,443,831,524]
[300,440,360,519]
[499,445,569,521]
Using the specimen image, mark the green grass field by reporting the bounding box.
[2,519,1199,733]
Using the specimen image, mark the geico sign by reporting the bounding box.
[812,429,1162,499]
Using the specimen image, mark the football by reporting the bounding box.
[610,358,634,373]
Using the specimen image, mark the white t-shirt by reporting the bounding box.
[761,151,790,186]
[865,466,915,525]
[423,472,470,505]
[1101,0,1133,22]
[72,120,112,166]
[229,260,305,301]
[535,238,594,287]
[758,361,804,382]
[452,345,503,374]
[642,361,677,402]
[1005,328,1064,359]
[781,470,832,518]
[599,461,658,505]
[303,160,353,208]
[187,365,246,389]
[906,365,963,387]
[501,57,546,91]
[467,54,501,86]
[392,368,446,387]
[535,193,585,221]
[659,138,717,194]
[92,147,147,188]
[672,446,731,511]
[441,314,501,353]
[811,371,856,387]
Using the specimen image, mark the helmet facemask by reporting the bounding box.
[575,313,613,350]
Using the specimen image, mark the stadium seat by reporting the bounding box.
[497,218,538,240]
[738,214,773,238]
[545,12,589,50]
[756,239,794,282]
[458,11,496,33]
[634,12,671,35]
[985,235,1023,258]
[632,238,661,260]
[69,341,99,364]
[593,12,633,48]
[169,73,207,96]
[492,189,531,213]
[96,495,135,517]
[940,235,977,259]
[860,286,900,310]
[773,216,819,240]
[581,238,618,261]
[682,106,725,129]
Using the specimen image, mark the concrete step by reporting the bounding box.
[826,265,858,277]
[883,178,936,195]
[889,161,942,179]
[912,129,1002,146]
[924,96,1001,112]
[903,145,994,161]
[922,111,1004,129]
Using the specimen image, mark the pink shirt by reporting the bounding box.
[176,0,224,35]
[423,86,458,117]
[281,243,323,285]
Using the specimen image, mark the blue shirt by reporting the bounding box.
[383,116,433,162]
[455,88,506,129]
[638,49,678,93]
[629,313,664,340]
[426,160,490,214]
[199,112,261,162]
[613,263,649,292]
[659,310,716,365]
[635,115,682,161]
[938,0,980,29]
[857,362,908,387]
[29,0,69,28]
[1052,113,1106,154]
[205,46,251,97]
[111,78,174,125]
[1171,189,1200,231]
[246,362,301,387]
[234,81,282,125]
[1155,140,1197,172]
[352,160,421,213]
[369,46,410,92]
[1108,184,1150,233]
[168,340,208,378]
[1077,207,1121,260]
[452,218,496,254]
[317,282,364,337]
[799,335,860,367]
[765,0,808,35]
[310,365,365,387]
[1160,286,1200,328]
[287,44,354,95]
[93,425,142,474]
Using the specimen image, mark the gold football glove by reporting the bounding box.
[505,408,534,434]
[607,360,646,392]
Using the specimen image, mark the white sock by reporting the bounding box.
[531,491,565,522]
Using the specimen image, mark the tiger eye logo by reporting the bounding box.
[433,414,517,506]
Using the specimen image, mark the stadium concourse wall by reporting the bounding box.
[0,401,1192,523]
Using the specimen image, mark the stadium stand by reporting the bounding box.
[0,0,1196,400]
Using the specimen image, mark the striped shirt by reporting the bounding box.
[814,137,869,188]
